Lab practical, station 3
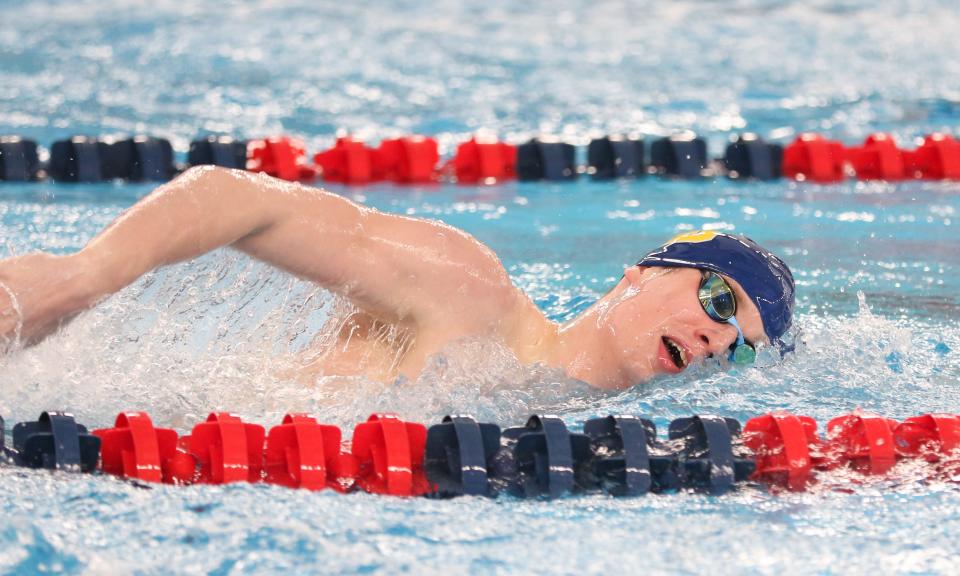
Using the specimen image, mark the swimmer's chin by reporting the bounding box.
[649,359,723,387]
[602,358,722,391]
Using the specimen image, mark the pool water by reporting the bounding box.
[2,0,960,573]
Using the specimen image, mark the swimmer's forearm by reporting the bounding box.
[76,166,361,301]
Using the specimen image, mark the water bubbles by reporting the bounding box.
[0,251,611,429]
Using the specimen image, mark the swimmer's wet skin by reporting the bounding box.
[0,167,794,389]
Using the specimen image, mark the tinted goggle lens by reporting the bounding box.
[730,338,757,364]
[698,272,737,321]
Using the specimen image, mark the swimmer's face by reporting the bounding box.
[601,266,767,386]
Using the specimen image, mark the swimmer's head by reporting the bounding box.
[636,230,795,346]
[568,230,794,388]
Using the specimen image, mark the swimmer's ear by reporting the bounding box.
[623,265,646,286]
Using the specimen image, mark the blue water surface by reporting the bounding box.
[2,0,960,574]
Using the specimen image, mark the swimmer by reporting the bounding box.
[0,166,794,389]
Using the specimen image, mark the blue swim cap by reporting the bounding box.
[636,231,795,346]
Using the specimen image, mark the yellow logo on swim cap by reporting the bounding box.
[665,230,718,245]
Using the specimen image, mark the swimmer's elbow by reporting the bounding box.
[173,165,285,223]
[175,164,244,192]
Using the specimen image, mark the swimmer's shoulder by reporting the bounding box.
[396,217,519,305]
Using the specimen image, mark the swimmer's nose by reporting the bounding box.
[694,323,739,358]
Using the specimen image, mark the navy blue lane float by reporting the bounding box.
[584,415,662,495]
[114,136,177,181]
[723,134,783,180]
[49,136,176,182]
[49,136,108,182]
[187,136,249,170]
[3,412,100,472]
[668,415,755,494]
[587,136,645,179]
[516,138,577,181]
[650,134,709,178]
[424,415,501,497]
[491,415,593,498]
[0,136,41,181]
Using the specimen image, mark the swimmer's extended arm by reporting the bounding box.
[77,166,520,327]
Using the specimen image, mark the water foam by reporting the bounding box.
[0,250,606,430]
[2,248,954,435]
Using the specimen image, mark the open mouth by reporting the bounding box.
[662,336,688,370]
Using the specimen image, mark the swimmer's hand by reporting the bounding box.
[0,252,97,351]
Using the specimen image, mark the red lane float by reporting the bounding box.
[94,411,196,484]
[894,414,960,461]
[846,133,906,180]
[903,133,960,180]
[743,412,820,491]
[822,413,899,475]
[450,137,517,184]
[184,412,265,484]
[264,413,357,492]
[373,136,439,183]
[313,137,376,184]
[247,136,317,182]
[351,413,432,496]
[782,133,847,183]
[895,414,960,481]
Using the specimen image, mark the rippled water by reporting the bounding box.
[2,0,960,574]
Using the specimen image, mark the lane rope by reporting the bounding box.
[2,132,959,184]
[3,409,959,497]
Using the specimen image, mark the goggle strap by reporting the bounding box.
[727,316,746,347]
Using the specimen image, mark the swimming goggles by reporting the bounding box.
[698,271,757,365]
